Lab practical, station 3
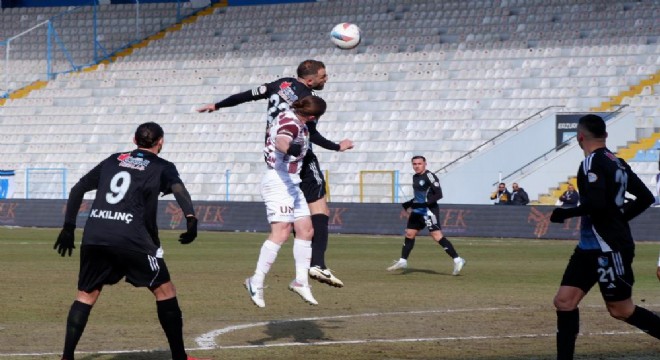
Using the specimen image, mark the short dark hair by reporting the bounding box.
[291,95,326,118]
[297,59,325,78]
[578,114,606,138]
[135,122,164,148]
[411,155,426,162]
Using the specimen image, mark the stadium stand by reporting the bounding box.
[0,0,659,203]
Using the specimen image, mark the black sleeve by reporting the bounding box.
[171,182,195,217]
[308,121,340,151]
[621,163,655,221]
[426,172,443,203]
[64,162,103,226]
[214,86,267,110]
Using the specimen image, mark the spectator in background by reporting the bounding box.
[509,182,529,205]
[559,183,580,208]
[490,182,510,205]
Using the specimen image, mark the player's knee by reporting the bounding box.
[605,302,635,321]
[553,295,577,311]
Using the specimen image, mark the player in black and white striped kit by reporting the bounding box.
[53,122,208,360]
[198,60,353,287]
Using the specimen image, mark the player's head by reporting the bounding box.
[297,59,327,91]
[291,95,326,121]
[577,114,607,150]
[134,122,164,154]
[411,155,427,174]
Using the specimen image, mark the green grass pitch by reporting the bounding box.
[1,227,659,359]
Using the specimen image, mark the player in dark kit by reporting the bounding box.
[387,156,466,275]
[550,114,660,359]
[198,59,352,287]
[53,122,208,360]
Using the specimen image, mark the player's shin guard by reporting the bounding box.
[401,237,415,259]
[310,214,329,268]
[438,237,459,259]
[625,305,660,339]
[253,240,281,286]
[293,238,312,286]
[62,300,92,360]
[157,297,187,360]
[556,309,579,360]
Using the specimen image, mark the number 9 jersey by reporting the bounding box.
[72,150,184,256]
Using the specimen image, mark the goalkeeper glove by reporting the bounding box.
[54,223,76,257]
[179,216,198,244]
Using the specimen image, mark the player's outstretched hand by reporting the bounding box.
[196,104,216,113]
[54,223,75,257]
[179,216,198,244]
[339,139,354,151]
[550,208,569,223]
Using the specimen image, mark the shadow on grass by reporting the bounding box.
[394,268,442,275]
[248,319,328,345]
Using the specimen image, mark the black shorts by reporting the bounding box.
[406,208,442,232]
[560,247,634,302]
[78,245,171,292]
[299,151,326,203]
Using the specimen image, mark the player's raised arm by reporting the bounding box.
[197,86,269,113]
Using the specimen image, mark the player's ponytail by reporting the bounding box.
[291,95,327,119]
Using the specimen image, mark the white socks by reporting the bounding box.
[253,239,312,287]
[293,239,312,286]
[253,240,281,287]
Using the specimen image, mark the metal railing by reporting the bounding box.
[492,104,629,186]
[434,105,566,175]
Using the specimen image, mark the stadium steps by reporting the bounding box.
[100,1,227,64]
[592,70,660,112]
[534,132,660,205]
[0,81,49,105]
[533,70,660,206]
[0,1,228,107]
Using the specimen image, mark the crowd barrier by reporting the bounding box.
[1,199,658,241]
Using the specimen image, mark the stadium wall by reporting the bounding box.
[1,199,658,241]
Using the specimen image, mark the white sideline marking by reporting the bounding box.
[193,306,641,349]
[0,306,653,357]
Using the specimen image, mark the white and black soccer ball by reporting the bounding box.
[330,22,361,49]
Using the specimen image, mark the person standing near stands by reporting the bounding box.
[558,183,580,208]
[387,155,466,275]
[53,122,207,360]
[549,114,660,359]
[490,182,510,205]
[244,96,327,308]
[198,59,352,288]
[509,182,529,205]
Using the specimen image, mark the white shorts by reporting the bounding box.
[261,169,310,223]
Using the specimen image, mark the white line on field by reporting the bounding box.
[0,306,653,357]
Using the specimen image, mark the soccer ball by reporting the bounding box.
[330,22,361,49]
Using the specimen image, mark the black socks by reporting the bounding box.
[438,237,459,258]
[62,300,92,360]
[556,308,579,360]
[310,214,329,268]
[157,297,187,360]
